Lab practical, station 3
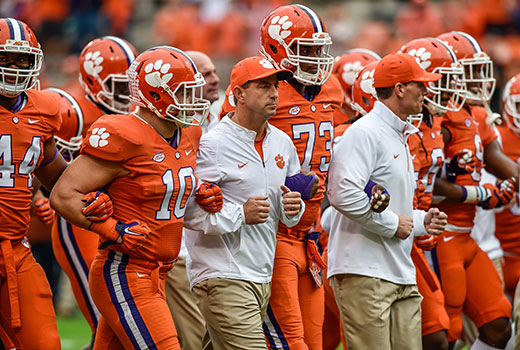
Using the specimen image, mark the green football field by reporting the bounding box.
[57,315,92,350]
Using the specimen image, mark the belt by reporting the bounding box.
[277,227,308,241]
[1,239,21,329]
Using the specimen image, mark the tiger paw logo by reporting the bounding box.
[341,61,363,85]
[83,51,104,76]
[360,69,376,97]
[275,154,285,169]
[259,59,274,69]
[144,59,172,87]
[268,15,293,41]
[406,47,432,70]
[89,127,110,148]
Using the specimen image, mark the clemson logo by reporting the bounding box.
[341,61,363,86]
[360,69,376,97]
[144,59,173,87]
[83,51,103,76]
[259,59,274,69]
[89,127,110,148]
[275,154,285,169]
[406,47,432,70]
[268,15,293,41]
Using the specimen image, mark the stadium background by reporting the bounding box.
[1,0,519,348]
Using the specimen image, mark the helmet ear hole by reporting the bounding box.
[150,91,160,101]
[269,44,277,54]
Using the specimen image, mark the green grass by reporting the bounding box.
[57,314,92,350]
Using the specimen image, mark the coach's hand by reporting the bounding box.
[281,185,302,217]
[395,216,413,240]
[424,208,447,236]
[243,196,270,224]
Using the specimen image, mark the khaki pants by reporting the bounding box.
[165,256,206,350]
[331,274,422,350]
[192,278,271,350]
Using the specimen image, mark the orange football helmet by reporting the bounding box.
[128,46,210,126]
[45,88,84,162]
[79,36,138,114]
[333,48,381,105]
[437,31,495,102]
[502,73,520,135]
[260,4,333,86]
[399,37,466,115]
[351,60,378,116]
[0,18,42,97]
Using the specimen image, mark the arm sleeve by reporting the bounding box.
[278,140,305,227]
[183,135,245,235]
[412,209,428,236]
[327,127,399,238]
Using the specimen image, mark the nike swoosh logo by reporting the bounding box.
[323,103,331,109]
[136,272,149,278]
[393,154,400,159]
[411,154,416,160]
[443,236,455,242]
[28,118,39,124]
[238,162,248,169]
[185,149,192,156]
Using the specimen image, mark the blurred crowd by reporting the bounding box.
[2,0,520,105]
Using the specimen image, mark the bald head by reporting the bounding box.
[186,51,220,104]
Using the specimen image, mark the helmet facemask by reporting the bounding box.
[0,41,42,97]
[460,54,495,102]
[269,32,333,86]
[139,71,211,127]
[54,135,82,163]
[425,65,466,114]
[98,74,132,114]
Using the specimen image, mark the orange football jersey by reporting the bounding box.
[0,90,61,240]
[494,125,520,253]
[273,75,343,231]
[81,114,197,262]
[437,105,497,227]
[409,116,445,211]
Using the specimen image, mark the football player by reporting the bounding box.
[45,35,138,349]
[399,36,468,350]
[0,17,66,349]
[257,5,343,349]
[431,31,518,349]
[50,46,219,349]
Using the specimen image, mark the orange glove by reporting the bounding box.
[90,218,149,253]
[195,182,223,213]
[81,191,113,222]
[456,148,477,173]
[34,198,55,224]
[414,234,438,251]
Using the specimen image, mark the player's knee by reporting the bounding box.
[422,330,449,350]
[479,317,512,348]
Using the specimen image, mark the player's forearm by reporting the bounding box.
[484,142,519,190]
[49,186,92,230]
[433,177,464,202]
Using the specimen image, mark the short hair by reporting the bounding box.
[375,87,393,100]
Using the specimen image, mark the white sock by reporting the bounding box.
[470,338,503,350]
